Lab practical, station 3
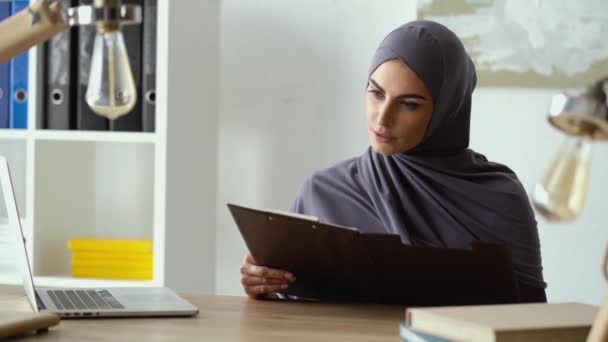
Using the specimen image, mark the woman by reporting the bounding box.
[240,20,547,303]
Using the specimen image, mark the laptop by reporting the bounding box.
[0,156,199,318]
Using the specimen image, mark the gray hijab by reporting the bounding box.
[291,20,545,289]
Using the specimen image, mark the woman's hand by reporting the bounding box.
[240,253,295,299]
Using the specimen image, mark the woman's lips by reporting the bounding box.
[373,130,396,143]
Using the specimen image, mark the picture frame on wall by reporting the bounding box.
[417,0,608,88]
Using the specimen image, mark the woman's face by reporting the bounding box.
[366,59,434,156]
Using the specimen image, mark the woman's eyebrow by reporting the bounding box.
[368,77,428,101]
[368,78,385,92]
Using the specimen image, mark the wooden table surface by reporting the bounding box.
[0,288,405,341]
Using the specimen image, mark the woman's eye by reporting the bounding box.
[400,101,420,110]
[367,89,383,98]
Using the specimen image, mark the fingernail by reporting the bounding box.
[281,284,288,289]
[285,273,295,281]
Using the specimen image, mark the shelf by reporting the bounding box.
[0,130,157,144]
[0,217,30,237]
[33,130,157,144]
[0,141,28,219]
[0,274,21,285]
[32,141,155,277]
[34,275,160,288]
[0,130,29,140]
[0,0,220,294]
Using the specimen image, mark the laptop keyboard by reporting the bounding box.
[46,289,125,310]
[35,291,46,310]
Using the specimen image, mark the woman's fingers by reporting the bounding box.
[242,253,295,281]
[245,284,289,297]
[248,264,295,280]
[241,275,291,286]
[241,253,295,299]
[245,253,256,265]
[240,263,295,281]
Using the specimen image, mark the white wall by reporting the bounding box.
[216,0,416,296]
[215,0,608,305]
[163,0,219,293]
[470,88,608,304]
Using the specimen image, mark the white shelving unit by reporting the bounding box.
[0,0,219,293]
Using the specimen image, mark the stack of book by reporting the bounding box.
[400,302,598,342]
[68,239,153,281]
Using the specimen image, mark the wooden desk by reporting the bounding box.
[0,289,405,341]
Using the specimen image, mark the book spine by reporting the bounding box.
[71,251,153,261]
[71,258,153,268]
[44,0,77,130]
[399,324,452,342]
[9,0,29,129]
[71,267,153,280]
[141,0,157,132]
[67,239,152,253]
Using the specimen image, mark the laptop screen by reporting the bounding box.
[0,157,38,312]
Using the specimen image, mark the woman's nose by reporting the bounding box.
[377,101,394,127]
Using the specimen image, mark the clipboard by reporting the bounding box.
[228,203,520,306]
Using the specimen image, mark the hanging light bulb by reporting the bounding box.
[531,78,608,222]
[85,0,136,120]
[532,135,592,222]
